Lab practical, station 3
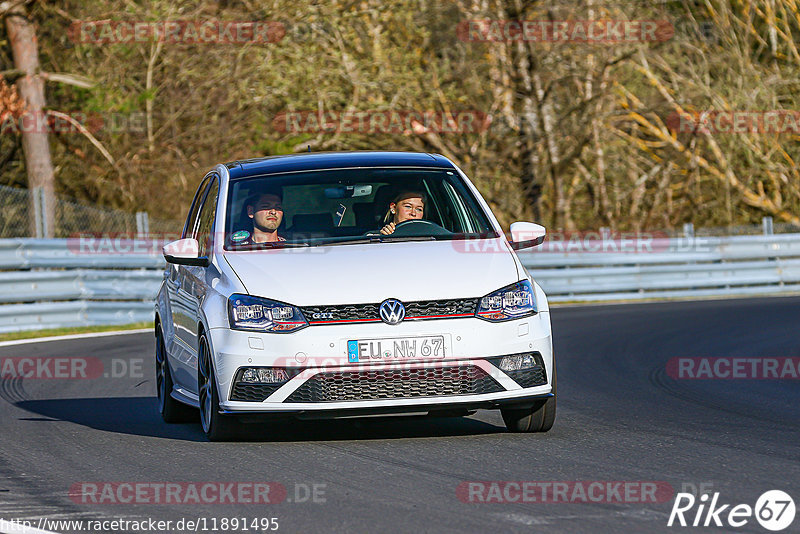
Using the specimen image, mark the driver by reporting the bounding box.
[230,189,286,245]
[379,190,426,235]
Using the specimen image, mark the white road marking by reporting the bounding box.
[495,507,670,526]
[0,518,60,534]
[0,329,151,348]
[493,512,550,525]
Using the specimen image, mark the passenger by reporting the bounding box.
[230,190,286,245]
[378,190,426,235]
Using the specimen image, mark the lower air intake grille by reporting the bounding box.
[506,366,547,388]
[230,382,283,402]
[285,365,504,403]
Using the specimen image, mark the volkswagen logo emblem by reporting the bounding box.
[379,299,406,325]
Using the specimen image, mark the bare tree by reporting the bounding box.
[3,0,55,236]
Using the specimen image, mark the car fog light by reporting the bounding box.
[240,368,289,384]
[499,353,537,372]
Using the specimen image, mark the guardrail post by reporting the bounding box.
[136,211,150,237]
[39,187,49,238]
[32,186,45,238]
[762,216,773,235]
[683,223,694,238]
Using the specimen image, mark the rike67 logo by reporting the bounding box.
[668,490,795,531]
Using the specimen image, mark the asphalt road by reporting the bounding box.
[0,297,798,534]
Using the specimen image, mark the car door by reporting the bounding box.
[167,176,211,388]
[172,175,219,393]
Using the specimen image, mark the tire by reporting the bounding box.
[501,362,557,433]
[156,326,196,423]
[197,333,239,441]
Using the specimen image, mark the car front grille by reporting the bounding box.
[284,365,504,403]
[300,297,478,325]
[301,303,378,322]
[405,298,478,317]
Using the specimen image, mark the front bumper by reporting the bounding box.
[221,392,554,419]
[208,312,553,414]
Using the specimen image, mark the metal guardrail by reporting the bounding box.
[0,270,161,303]
[0,239,163,333]
[1,234,800,332]
[519,234,800,301]
[0,239,164,269]
[0,301,155,332]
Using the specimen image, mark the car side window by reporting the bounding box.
[195,177,220,258]
[442,180,472,233]
[182,176,212,239]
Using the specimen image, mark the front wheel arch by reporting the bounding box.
[197,330,238,440]
[155,319,195,423]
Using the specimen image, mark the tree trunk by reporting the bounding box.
[5,3,56,237]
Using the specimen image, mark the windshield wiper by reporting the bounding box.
[378,235,438,242]
[231,241,310,250]
[319,235,441,245]
[262,241,310,248]
[310,236,383,247]
[244,235,442,248]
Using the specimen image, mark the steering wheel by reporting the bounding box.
[391,219,451,237]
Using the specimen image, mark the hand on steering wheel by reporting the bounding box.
[394,219,436,229]
[390,219,451,237]
[381,219,435,235]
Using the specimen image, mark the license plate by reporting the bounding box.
[347,335,447,363]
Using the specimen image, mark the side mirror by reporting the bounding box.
[163,238,209,266]
[509,222,546,250]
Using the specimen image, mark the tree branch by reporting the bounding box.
[40,72,96,89]
[47,110,115,166]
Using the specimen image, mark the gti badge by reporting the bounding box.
[379,299,406,325]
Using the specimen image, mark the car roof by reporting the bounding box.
[225,151,454,179]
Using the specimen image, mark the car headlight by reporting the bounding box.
[476,280,537,321]
[228,294,308,333]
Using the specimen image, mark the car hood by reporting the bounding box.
[222,238,520,305]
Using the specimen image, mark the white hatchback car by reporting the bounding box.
[155,151,555,440]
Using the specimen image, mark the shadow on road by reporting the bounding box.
[16,397,207,441]
[14,396,506,442]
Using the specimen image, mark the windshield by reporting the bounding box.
[223,168,497,249]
